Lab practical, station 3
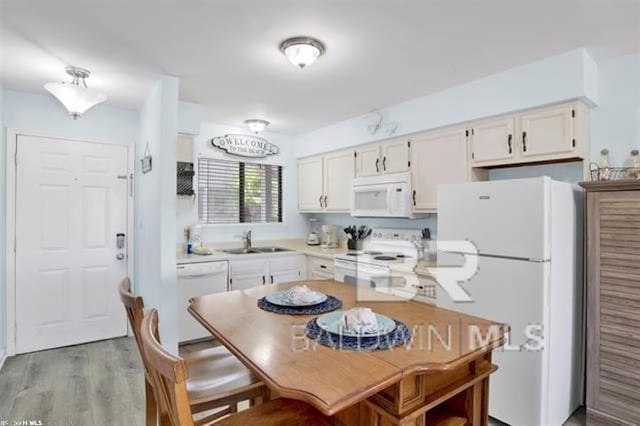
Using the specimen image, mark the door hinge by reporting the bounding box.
[571,109,575,118]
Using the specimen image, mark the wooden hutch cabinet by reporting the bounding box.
[579,180,640,425]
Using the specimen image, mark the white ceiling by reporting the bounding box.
[1,0,639,134]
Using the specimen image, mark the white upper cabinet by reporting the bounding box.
[298,149,354,213]
[381,138,410,174]
[323,150,356,211]
[355,138,410,177]
[298,156,324,211]
[519,103,575,160]
[469,101,588,167]
[355,145,381,177]
[469,117,516,166]
[410,127,473,211]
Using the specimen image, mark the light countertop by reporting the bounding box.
[176,238,349,264]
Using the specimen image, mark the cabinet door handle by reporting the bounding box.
[262,275,266,285]
[323,195,328,207]
[320,265,327,269]
[375,158,380,173]
[270,275,274,284]
[382,156,387,171]
[319,195,323,208]
[508,134,513,154]
[412,190,417,206]
[522,131,527,152]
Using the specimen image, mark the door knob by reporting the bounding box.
[116,253,125,261]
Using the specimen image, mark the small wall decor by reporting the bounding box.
[365,111,398,137]
[140,142,152,174]
[210,134,279,158]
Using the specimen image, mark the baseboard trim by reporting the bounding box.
[0,348,7,372]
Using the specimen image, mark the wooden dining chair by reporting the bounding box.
[118,278,266,425]
[140,308,332,426]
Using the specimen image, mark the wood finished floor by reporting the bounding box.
[1,337,588,425]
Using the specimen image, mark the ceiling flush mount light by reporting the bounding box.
[44,66,107,119]
[244,119,270,134]
[279,36,325,69]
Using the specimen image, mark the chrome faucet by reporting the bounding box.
[242,230,252,250]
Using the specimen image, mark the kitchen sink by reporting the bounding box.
[222,248,261,254]
[253,246,292,253]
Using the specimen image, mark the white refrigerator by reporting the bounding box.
[437,177,583,426]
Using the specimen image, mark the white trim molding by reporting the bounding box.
[5,129,135,356]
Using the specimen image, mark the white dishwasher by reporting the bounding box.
[177,260,229,342]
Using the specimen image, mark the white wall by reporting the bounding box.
[591,52,640,165]
[3,89,138,143]
[1,89,139,355]
[176,122,307,246]
[135,77,180,354]
[295,49,598,158]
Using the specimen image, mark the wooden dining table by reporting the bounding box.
[188,280,506,425]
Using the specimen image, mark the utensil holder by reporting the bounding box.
[347,239,363,251]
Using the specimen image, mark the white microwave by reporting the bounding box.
[351,173,415,218]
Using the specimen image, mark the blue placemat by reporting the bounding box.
[305,318,411,351]
[257,295,342,315]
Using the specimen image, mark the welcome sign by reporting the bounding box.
[210,134,280,158]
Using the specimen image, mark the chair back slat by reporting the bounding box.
[118,278,151,375]
[141,309,194,426]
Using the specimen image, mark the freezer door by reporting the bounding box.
[438,178,550,261]
[436,255,547,425]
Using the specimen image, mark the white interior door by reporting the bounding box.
[15,135,129,354]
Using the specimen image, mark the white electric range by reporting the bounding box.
[334,228,437,303]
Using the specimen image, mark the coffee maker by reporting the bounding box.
[321,224,339,249]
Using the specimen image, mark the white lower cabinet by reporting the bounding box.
[306,255,335,280]
[269,255,306,285]
[229,255,306,290]
[229,259,269,290]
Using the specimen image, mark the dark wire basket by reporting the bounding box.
[589,162,640,181]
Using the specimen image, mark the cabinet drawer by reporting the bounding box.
[230,259,269,275]
[307,255,335,275]
[270,254,305,272]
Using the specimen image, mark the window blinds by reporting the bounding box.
[198,157,282,224]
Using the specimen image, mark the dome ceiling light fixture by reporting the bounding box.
[44,66,107,119]
[244,119,270,134]
[279,36,325,69]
